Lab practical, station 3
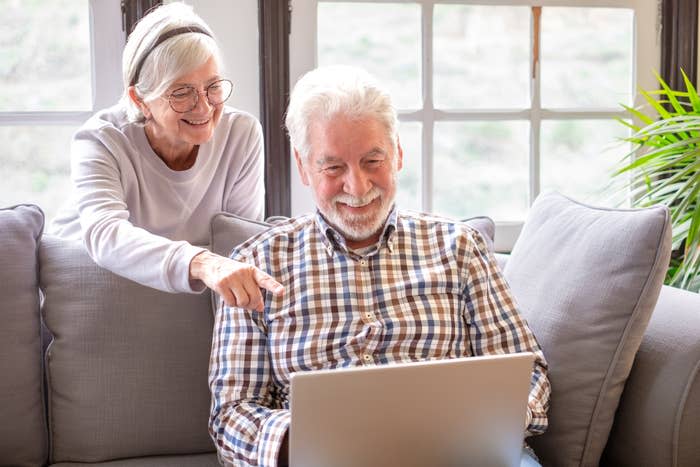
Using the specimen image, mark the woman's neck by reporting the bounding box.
[144,124,198,171]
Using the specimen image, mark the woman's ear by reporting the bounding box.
[128,86,151,119]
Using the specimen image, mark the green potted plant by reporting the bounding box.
[615,70,700,293]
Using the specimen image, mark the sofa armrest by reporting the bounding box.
[602,285,700,467]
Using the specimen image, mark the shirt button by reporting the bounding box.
[359,259,367,266]
[364,312,372,320]
[363,354,372,362]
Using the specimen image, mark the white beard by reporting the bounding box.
[317,185,395,242]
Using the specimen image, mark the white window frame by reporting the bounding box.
[289,0,661,251]
[0,0,124,127]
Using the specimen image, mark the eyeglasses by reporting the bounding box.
[164,79,233,113]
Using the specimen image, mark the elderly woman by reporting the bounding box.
[51,3,282,310]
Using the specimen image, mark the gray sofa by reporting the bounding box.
[1,192,699,467]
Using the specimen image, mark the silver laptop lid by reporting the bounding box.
[289,352,534,467]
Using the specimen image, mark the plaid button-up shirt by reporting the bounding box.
[209,208,550,467]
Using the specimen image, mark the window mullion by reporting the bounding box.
[421,1,434,213]
[0,112,93,126]
[530,6,542,206]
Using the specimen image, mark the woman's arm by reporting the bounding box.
[71,125,208,293]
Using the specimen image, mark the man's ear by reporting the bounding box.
[396,137,404,171]
[294,149,310,186]
[128,86,151,119]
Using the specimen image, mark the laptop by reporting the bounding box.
[289,352,534,467]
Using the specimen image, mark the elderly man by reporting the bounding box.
[208,65,550,467]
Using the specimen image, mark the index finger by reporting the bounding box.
[254,269,284,296]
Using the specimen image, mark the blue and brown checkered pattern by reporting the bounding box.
[209,208,550,467]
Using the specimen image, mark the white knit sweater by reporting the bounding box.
[50,104,265,293]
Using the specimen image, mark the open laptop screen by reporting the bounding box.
[290,352,534,467]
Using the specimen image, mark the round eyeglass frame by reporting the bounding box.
[165,79,233,113]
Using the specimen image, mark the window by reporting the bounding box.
[290,0,660,250]
[0,0,124,221]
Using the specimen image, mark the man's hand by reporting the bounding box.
[189,250,284,311]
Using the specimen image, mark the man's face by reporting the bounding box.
[295,114,403,249]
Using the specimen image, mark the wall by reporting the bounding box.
[185,0,260,119]
[289,0,318,216]
[193,0,314,216]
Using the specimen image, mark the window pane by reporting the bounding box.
[434,121,529,221]
[396,121,421,211]
[434,5,530,109]
[541,119,631,206]
[1,0,92,111]
[0,126,75,220]
[541,7,633,108]
[318,2,421,110]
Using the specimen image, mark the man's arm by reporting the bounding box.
[462,230,551,436]
[208,301,289,466]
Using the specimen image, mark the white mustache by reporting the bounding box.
[333,187,382,208]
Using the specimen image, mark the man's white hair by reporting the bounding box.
[285,65,399,161]
[120,2,223,122]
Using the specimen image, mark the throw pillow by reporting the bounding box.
[503,191,672,467]
[0,204,48,467]
[210,212,272,258]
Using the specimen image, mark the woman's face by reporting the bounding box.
[141,56,225,159]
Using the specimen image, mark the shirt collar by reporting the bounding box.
[315,205,399,257]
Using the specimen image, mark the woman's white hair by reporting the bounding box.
[120,2,222,122]
[285,65,399,161]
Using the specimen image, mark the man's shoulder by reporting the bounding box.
[233,213,317,256]
[395,209,491,252]
[396,209,480,235]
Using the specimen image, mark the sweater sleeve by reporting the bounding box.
[71,125,206,294]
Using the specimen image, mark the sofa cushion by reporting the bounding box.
[39,235,214,463]
[503,191,672,467]
[0,204,47,467]
[50,452,220,467]
[602,285,700,467]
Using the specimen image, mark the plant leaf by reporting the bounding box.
[615,70,700,291]
[681,69,700,112]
